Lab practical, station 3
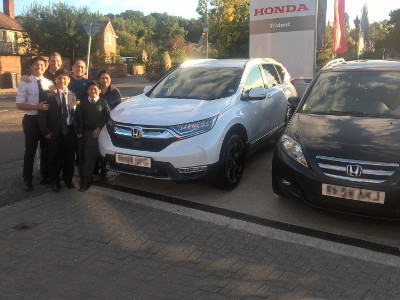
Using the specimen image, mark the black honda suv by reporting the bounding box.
[272,59,400,219]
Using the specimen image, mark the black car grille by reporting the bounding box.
[107,122,178,152]
[316,155,399,184]
[109,133,176,152]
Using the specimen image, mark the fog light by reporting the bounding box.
[282,180,291,186]
[178,166,207,174]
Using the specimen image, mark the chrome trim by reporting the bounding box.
[319,164,394,177]
[324,173,386,184]
[319,164,345,172]
[362,169,395,176]
[316,156,399,167]
[115,126,132,136]
[115,125,175,139]
[250,123,285,145]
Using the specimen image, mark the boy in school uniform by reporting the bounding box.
[78,81,109,192]
[38,69,82,192]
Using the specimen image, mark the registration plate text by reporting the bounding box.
[116,154,151,168]
[322,184,385,204]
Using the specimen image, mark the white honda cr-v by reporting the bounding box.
[99,58,296,189]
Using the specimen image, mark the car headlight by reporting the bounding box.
[170,115,218,138]
[280,134,309,168]
[106,117,116,133]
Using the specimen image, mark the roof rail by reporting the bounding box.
[323,58,345,70]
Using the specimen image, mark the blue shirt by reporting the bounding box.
[68,77,89,101]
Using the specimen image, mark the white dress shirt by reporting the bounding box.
[15,75,53,115]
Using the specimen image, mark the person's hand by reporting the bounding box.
[48,84,57,94]
[93,127,101,138]
[44,133,52,139]
[39,101,49,110]
[21,75,31,83]
[107,106,111,113]
[82,74,88,80]
[77,133,83,139]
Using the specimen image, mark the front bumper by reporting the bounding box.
[98,126,223,181]
[272,147,400,219]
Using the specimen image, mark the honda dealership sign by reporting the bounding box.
[250,0,317,79]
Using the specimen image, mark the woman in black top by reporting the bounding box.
[98,70,121,110]
[96,70,122,177]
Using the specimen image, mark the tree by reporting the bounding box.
[17,2,99,58]
[386,9,400,56]
[116,30,137,57]
[197,0,250,58]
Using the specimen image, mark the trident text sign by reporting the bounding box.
[250,0,317,80]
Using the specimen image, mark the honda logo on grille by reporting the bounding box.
[131,127,142,138]
[346,165,362,177]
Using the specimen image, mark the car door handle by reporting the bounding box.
[267,93,273,98]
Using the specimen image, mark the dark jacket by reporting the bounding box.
[102,85,121,110]
[78,96,109,131]
[38,90,81,138]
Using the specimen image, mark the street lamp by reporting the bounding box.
[83,22,101,75]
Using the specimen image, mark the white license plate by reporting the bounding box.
[116,153,151,168]
[322,184,385,204]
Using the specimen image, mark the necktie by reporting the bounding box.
[61,92,68,135]
[37,79,44,100]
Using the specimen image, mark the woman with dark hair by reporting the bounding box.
[96,70,122,177]
[98,70,121,110]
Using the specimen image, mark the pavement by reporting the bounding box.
[2,73,400,299]
[1,185,400,299]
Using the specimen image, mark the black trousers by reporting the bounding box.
[22,115,48,183]
[80,129,99,184]
[46,126,76,185]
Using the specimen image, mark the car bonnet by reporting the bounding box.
[287,113,400,163]
[110,93,232,126]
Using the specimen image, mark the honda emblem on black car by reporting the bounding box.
[346,165,363,177]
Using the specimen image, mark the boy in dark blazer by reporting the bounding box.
[38,68,82,192]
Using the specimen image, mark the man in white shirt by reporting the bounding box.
[16,56,53,191]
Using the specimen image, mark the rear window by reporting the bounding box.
[301,71,400,117]
[149,67,243,100]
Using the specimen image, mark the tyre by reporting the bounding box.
[216,134,245,190]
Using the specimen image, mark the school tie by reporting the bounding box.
[61,92,68,135]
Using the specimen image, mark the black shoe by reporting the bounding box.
[40,178,50,185]
[51,183,60,192]
[79,184,90,192]
[24,181,33,192]
[99,169,107,177]
[65,182,75,189]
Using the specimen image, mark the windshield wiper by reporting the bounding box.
[329,110,366,116]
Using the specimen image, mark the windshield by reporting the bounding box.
[149,66,243,100]
[301,71,400,117]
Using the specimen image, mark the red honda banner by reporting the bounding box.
[332,0,347,53]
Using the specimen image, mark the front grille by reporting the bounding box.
[109,133,176,152]
[316,155,399,184]
[108,122,178,152]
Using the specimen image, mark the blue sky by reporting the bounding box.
[5,1,400,25]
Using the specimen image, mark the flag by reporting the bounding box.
[358,2,369,56]
[332,0,347,53]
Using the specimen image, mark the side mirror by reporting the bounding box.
[288,96,300,108]
[243,87,268,100]
[287,96,301,120]
[143,85,153,94]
